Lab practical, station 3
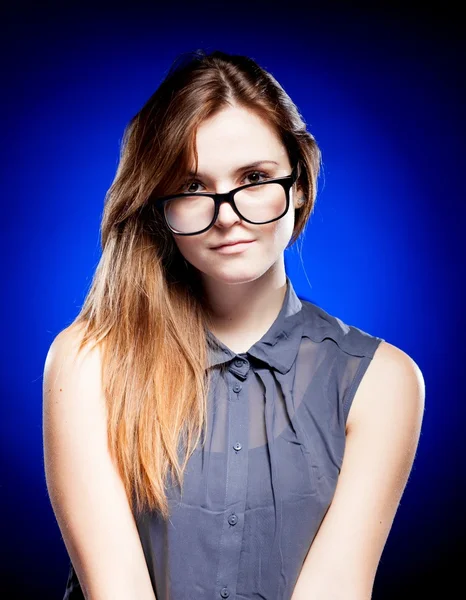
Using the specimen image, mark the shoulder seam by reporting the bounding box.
[300,300,385,358]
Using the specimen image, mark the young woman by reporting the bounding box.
[43,49,425,600]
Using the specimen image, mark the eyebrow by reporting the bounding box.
[187,160,280,179]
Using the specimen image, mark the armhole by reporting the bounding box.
[343,355,372,425]
[63,559,85,599]
[342,337,384,425]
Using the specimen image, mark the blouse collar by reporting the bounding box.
[205,275,304,374]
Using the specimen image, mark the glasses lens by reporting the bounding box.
[164,183,287,234]
[164,195,216,234]
[234,183,287,224]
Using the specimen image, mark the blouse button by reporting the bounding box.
[233,442,242,451]
[228,513,238,525]
[234,358,244,367]
[220,588,230,598]
[233,383,242,393]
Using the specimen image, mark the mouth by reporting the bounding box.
[212,239,255,249]
[211,240,256,253]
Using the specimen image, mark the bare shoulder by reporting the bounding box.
[44,322,102,386]
[43,321,106,452]
[346,340,426,435]
[43,323,107,449]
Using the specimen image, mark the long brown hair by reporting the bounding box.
[68,49,321,520]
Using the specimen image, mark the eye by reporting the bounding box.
[185,180,203,194]
[184,170,272,194]
[244,170,271,184]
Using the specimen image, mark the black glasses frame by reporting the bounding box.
[150,164,299,236]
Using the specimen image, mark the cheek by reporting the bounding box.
[269,208,295,247]
[172,236,206,262]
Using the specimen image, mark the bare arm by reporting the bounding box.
[291,341,425,600]
[43,326,157,600]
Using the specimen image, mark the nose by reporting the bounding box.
[214,198,242,228]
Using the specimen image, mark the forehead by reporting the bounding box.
[191,105,288,174]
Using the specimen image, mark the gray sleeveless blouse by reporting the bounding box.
[63,275,384,600]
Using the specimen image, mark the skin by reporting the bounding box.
[171,103,303,353]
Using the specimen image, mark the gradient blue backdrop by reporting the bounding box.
[1,2,464,598]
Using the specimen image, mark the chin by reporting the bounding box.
[201,262,272,286]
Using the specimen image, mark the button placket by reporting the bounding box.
[214,367,249,600]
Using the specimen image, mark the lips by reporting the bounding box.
[212,240,254,249]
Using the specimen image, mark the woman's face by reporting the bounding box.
[171,104,302,286]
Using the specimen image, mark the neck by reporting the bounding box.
[202,262,288,353]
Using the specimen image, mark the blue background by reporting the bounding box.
[1,2,464,598]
